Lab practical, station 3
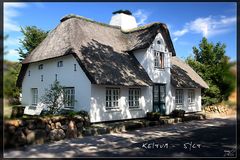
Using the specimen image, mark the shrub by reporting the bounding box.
[146,112,161,121]
[78,110,89,117]
[170,109,185,118]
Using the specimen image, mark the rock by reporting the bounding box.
[19,120,26,127]
[8,125,16,134]
[27,120,36,130]
[50,123,55,130]
[82,128,92,136]
[5,120,20,127]
[51,116,65,123]
[36,119,46,129]
[97,128,108,135]
[49,129,65,141]
[73,115,84,122]
[61,125,68,131]
[77,131,83,137]
[66,121,77,138]
[76,122,83,129]
[55,122,62,129]
[23,128,32,136]
[46,124,51,133]
[83,120,91,127]
[26,130,35,144]
[15,129,26,145]
[35,129,47,144]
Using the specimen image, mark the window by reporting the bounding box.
[129,88,141,108]
[57,61,63,67]
[157,40,161,44]
[38,64,43,70]
[154,51,164,68]
[31,88,38,105]
[28,70,30,76]
[41,75,43,82]
[74,64,77,71]
[106,88,120,110]
[175,89,184,104]
[188,89,195,104]
[55,74,58,81]
[63,87,75,108]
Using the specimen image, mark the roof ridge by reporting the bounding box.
[60,14,121,29]
[60,14,167,34]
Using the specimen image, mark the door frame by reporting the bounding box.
[152,83,166,114]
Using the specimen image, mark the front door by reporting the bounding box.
[153,84,166,115]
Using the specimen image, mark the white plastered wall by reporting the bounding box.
[21,54,91,112]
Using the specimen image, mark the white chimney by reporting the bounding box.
[109,10,137,31]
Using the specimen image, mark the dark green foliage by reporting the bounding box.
[3,61,21,104]
[186,37,236,106]
[41,81,66,115]
[146,112,161,121]
[169,109,185,118]
[17,26,48,61]
[4,34,9,55]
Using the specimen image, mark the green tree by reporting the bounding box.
[17,26,48,61]
[3,61,21,104]
[186,37,235,106]
[41,81,76,114]
[4,34,9,55]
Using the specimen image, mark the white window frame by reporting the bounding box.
[31,88,38,105]
[188,89,195,104]
[154,51,164,69]
[57,61,63,67]
[175,89,184,105]
[106,88,120,110]
[63,87,75,108]
[129,88,141,108]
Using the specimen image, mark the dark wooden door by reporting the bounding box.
[153,84,166,114]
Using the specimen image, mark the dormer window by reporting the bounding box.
[154,51,164,69]
[38,64,43,70]
[57,61,63,67]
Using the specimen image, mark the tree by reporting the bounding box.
[3,61,21,104]
[186,37,236,106]
[4,34,9,55]
[17,26,48,61]
[41,81,75,115]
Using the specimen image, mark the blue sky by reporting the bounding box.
[4,2,237,62]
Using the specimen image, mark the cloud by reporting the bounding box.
[4,49,18,56]
[4,36,21,47]
[173,28,188,37]
[133,9,149,26]
[4,2,27,32]
[173,37,178,42]
[172,15,236,41]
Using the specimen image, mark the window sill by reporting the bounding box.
[154,67,165,70]
[129,107,142,111]
[104,108,121,112]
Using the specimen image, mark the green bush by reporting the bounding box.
[146,112,161,121]
[170,109,185,118]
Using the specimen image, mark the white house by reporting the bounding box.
[17,10,208,123]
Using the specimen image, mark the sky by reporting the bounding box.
[3,2,237,62]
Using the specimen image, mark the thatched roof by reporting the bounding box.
[18,14,176,87]
[171,57,209,88]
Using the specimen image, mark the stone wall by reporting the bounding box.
[4,115,90,148]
